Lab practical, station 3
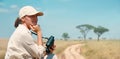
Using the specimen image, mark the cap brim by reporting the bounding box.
[36,12,43,16]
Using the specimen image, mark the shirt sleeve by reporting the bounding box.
[53,55,58,59]
[21,33,45,58]
[38,45,45,56]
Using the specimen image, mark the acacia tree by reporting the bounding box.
[94,26,109,41]
[62,32,70,40]
[76,24,95,40]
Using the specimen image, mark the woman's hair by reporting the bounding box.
[14,17,21,28]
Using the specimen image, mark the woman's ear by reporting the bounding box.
[21,17,25,23]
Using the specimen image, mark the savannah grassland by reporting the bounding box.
[0,39,120,59]
[81,40,120,59]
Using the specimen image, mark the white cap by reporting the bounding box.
[19,6,43,19]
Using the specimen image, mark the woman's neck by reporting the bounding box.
[22,23,30,30]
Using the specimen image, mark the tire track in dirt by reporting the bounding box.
[63,44,85,59]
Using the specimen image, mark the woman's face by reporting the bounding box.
[22,15,38,29]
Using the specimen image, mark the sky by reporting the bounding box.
[0,0,120,39]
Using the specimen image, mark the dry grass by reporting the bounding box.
[54,40,81,54]
[0,39,120,59]
[54,40,82,59]
[0,39,8,59]
[81,40,120,59]
[0,39,81,59]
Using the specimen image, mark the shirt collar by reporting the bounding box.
[18,24,31,35]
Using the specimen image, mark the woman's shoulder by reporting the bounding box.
[13,24,31,36]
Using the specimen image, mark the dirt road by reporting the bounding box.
[62,44,85,59]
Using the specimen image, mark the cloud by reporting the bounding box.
[10,5,18,9]
[0,2,4,6]
[0,4,19,13]
[0,8,8,13]
[0,2,8,13]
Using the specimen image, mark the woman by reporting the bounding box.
[44,36,58,59]
[5,6,45,59]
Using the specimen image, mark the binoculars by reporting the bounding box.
[31,31,55,53]
[46,36,54,47]
[45,36,55,54]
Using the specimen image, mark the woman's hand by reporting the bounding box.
[30,24,41,34]
[30,24,43,45]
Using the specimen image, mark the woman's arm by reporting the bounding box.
[30,25,43,46]
[21,25,45,58]
[21,33,45,58]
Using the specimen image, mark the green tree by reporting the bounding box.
[94,26,109,41]
[62,32,70,40]
[76,24,95,40]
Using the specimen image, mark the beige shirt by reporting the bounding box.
[5,24,45,59]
